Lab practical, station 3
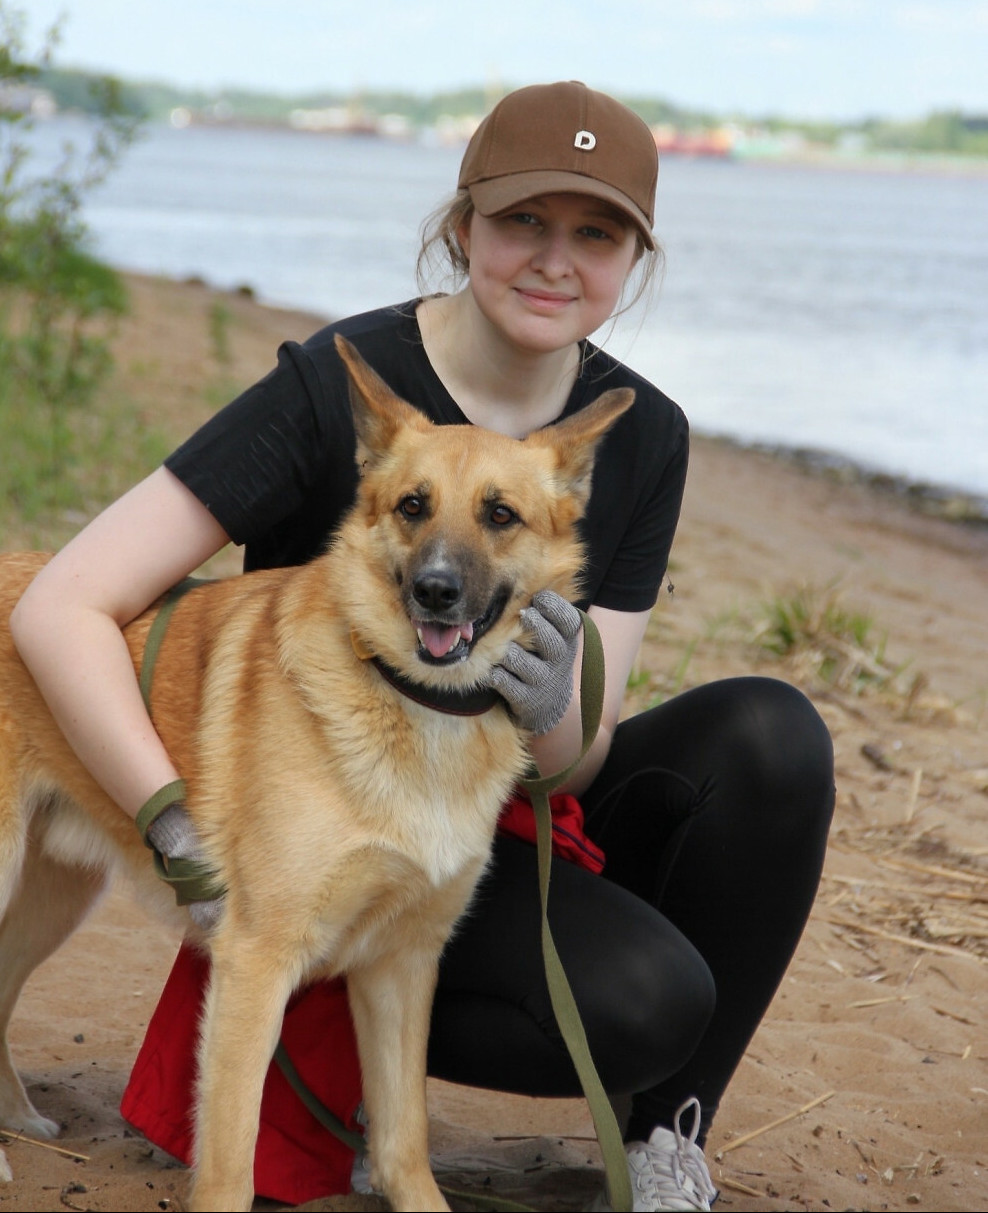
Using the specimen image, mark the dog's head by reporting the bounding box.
[334,334,633,689]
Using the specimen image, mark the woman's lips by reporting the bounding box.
[515,288,575,311]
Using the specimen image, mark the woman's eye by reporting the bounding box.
[398,495,424,519]
[581,225,611,241]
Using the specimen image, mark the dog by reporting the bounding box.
[0,335,633,1211]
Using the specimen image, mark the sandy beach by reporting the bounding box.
[2,275,986,1212]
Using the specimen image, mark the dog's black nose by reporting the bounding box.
[412,569,462,613]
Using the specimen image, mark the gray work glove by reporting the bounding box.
[138,784,226,932]
[490,590,581,736]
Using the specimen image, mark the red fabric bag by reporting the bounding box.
[497,790,605,874]
[121,791,602,1202]
[121,945,363,1204]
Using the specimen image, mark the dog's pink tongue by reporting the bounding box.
[418,620,474,658]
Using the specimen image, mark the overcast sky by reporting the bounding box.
[21,0,988,121]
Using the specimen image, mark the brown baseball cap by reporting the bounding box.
[458,81,659,250]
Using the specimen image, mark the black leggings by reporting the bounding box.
[427,676,835,1146]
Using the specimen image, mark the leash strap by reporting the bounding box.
[518,612,633,1213]
[272,1042,366,1153]
[137,578,226,906]
[134,779,188,838]
[139,578,206,713]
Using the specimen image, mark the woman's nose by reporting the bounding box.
[531,229,572,278]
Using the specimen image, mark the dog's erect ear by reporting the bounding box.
[526,388,635,507]
[334,334,432,465]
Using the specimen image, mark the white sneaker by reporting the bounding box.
[588,1097,718,1211]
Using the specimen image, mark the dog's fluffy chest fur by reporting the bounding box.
[324,696,525,887]
[276,616,528,893]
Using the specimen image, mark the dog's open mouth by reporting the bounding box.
[412,589,509,666]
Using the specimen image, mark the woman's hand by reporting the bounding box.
[514,601,654,795]
[490,590,582,736]
[141,791,226,931]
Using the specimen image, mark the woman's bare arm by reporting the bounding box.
[9,466,231,818]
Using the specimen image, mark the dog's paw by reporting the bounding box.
[4,1109,61,1140]
[31,1112,62,1140]
[0,1105,60,1182]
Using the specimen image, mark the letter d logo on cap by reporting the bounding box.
[574,129,597,151]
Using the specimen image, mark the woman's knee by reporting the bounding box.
[720,677,835,815]
[573,925,716,1095]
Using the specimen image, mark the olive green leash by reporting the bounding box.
[517,611,633,1213]
[135,578,226,906]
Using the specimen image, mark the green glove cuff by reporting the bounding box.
[135,780,226,906]
[150,850,227,907]
[135,778,188,842]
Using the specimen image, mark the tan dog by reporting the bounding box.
[0,336,632,1211]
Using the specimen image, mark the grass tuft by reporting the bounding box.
[751,583,897,694]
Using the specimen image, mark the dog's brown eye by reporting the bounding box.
[398,495,424,519]
[489,504,517,526]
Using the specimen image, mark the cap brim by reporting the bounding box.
[468,170,656,250]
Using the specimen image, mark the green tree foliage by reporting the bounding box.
[37,63,146,119]
[862,110,988,157]
[0,2,139,507]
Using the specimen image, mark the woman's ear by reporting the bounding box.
[455,214,472,265]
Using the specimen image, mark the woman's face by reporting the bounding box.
[457,193,639,355]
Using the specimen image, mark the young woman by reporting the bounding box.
[11,82,835,1212]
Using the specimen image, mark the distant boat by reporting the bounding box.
[652,126,733,158]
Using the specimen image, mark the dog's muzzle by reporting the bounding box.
[410,571,510,665]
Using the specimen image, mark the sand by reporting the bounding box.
[1,275,985,1212]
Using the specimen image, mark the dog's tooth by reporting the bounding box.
[416,627,424,644]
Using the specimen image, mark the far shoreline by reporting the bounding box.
[46,109,988,179]
[732,147,988,179]
[697,430,988,528]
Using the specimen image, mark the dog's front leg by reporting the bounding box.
[347,947,449,1213]
[189,937,293,1213]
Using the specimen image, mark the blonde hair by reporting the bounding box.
[415,191,474,294]
[415,190,664,317]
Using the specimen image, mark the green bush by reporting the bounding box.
[0,2,140,512]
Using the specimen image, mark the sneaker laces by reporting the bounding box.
[625,1097,718,1211]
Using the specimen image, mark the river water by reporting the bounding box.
[26,117,988,500]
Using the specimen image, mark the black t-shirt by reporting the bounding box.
[165,300,688,613]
